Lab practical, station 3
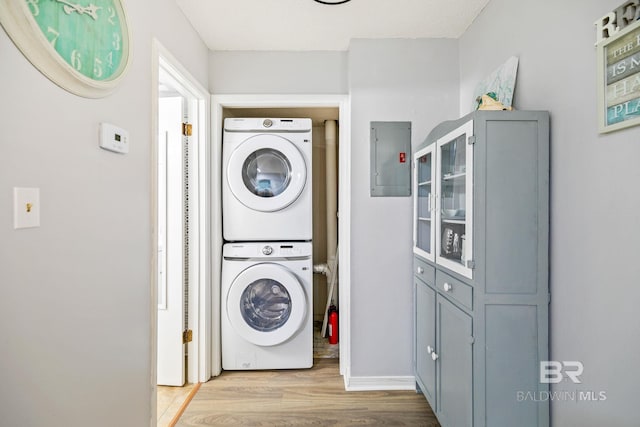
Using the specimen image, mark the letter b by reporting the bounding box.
[540,361,563,383]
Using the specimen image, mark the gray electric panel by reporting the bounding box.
[370,121,411,197]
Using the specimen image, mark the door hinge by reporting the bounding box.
[466,260,476,269]
[182,123,193,137]
[468,135,476,145]
[182,329,193,344]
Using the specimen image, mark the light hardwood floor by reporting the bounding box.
[157,383,197,427]
[175,358,440,426]
[158,323,340,426]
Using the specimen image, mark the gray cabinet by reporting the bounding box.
[437,295,473,427]
[413,111,550,427]
[415,275,436,407]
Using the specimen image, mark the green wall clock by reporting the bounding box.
[0,0,131,98]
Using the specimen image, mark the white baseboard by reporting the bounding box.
[344,374,416,391]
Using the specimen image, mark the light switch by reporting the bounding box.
[14,187,40,229]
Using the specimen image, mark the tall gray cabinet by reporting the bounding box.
[413,111,549,427]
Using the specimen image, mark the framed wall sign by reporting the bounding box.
[597,18,640,133]
[0,0,131,98]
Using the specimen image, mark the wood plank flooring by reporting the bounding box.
[176,358,440,426]
[157,383,198,427]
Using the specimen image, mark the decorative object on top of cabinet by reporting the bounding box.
[477,93,513,111]
[596,18,640,133]
[0,0,131,98]
[413,110,550,427]
[472,56,519,111]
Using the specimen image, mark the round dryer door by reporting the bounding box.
[226,263,307,347]
[227,134,307,212]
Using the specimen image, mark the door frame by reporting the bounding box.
[150,37,211,415]
[211,94,351,379]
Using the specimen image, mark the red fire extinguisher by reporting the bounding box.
[328,304,339,345]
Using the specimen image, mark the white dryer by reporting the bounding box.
[221,242,313,370]
[223,118,312,241]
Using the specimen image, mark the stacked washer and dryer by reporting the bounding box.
[221,118,314,370]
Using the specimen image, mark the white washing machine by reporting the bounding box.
[221,241,313,370]
[222,118,312,241]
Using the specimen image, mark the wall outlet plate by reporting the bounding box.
[99,122,129,154]
[14,187,40,229]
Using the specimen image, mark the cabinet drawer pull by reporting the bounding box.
[443,282,453,292]
[417,266,424,274]
[431,351,439,361]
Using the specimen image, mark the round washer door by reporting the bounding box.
[227,134,307,212]
[226,263,307,347]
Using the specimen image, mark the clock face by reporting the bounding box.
[0,0,131,97]
[27,0,126,81]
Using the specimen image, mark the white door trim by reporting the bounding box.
[151,38,211,423]
[210,94,351,379]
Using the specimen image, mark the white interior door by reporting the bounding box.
[157,94,186,386]
[154,43,210,390]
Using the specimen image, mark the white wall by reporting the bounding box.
[460,1,640,426]
[210,41,459,379]
[0,1,209,426]
[210,51,348,94]
[347,38,459,376]
[3,1,628,423]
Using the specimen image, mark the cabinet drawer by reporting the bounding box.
[414,256,435,284]
[436,270,473,311]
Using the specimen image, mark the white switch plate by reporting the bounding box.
[14,187,40,229]
[99,122,129,154]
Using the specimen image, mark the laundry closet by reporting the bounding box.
[220,107,340,366]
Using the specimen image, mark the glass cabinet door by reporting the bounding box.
[413,145,435,261]
[435,120,474,278]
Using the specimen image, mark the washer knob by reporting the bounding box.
[262,245,273,255]
[263,119,273,128]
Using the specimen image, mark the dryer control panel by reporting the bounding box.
[224,117,312,132]
[224,242,312,259]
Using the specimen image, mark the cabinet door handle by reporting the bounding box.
[443,283,453,292]
[417,267,424,274]
[431,351,439,361]
[427,345,433,354]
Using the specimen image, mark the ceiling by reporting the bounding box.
[176,0,491,51]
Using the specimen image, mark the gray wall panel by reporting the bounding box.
[461,1,640,425]
[485,304,539,426]
[0,0,210,425]
[349,38,459,377]
[209,50,348,94]
[485,120,539,295]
